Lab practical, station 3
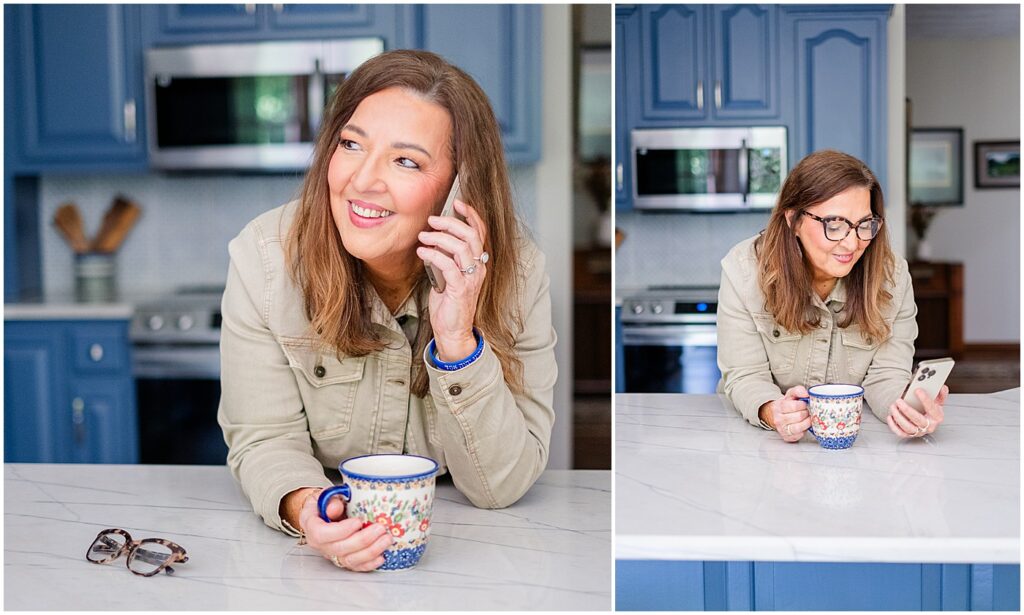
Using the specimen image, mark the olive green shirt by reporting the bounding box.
[716,235,918,428]
[217,202,557,536]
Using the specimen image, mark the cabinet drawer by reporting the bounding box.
[71,327,128,374]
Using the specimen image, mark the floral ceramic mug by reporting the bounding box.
[317,454,439,570]
[799,384,864,449]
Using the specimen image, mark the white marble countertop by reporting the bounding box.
[4,294,134,319]
[5,464,610,610]
[616,390,1020,564]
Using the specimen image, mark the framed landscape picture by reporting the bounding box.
[909,128,964,206]
[974,141,1020,189]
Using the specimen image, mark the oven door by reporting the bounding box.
[631,127,786,211]
[622,324,720,394]
[133,345,227,465]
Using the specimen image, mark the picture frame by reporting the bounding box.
[974,140,1020,189]
[909,128,964,206]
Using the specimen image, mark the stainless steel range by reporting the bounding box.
[130,286,226,464]
[620,286,721,394]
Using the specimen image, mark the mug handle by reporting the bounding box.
[796,397,814,435]
[317,484,352,522]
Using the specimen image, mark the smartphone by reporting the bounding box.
[902,357,955,413]
[424,174,465,293]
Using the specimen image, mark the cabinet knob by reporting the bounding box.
[244,4,256,15]
[696,80,704,111]
[273,4,283,12]
[714,81,722,109]
[89,343,104,362]
[616,163,624,192]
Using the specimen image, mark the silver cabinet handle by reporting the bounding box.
[89,343,104,362]
[616,163,624,192]
[244,4,256,15]
[715,81,722,109]
[308,59,325,135]
[123,99,136,143]
[72,397,86,444]
[272,4,283,12]
[696,81,704,111]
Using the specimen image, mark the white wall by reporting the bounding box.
[905,36,1020,343]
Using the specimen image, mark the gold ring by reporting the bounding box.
[784,423,792,436]
[330,554,344,568]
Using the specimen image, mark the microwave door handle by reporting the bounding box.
[308,59,325,135]
[739,138,749,203]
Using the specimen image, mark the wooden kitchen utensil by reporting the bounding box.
[53,203,90,254]
[92,195,141,253]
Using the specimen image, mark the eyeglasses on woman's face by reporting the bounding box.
[85,528,188,577]
[801,211,883,242]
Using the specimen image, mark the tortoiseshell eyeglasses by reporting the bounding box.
[85,528,188,577]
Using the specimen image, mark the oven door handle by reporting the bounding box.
[622,326,718,347]
[132,346,221,380]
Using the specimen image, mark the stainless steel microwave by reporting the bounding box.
[145,39,383,172]
[631,126,788,211]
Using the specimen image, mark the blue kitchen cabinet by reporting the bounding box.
[633,5,780,125]
[710,5,780,120]
[615,6,637,212]
[5,4,147,173]
[780,5,890,189]
[617,560,1021,611]
[413,4,541,163]
[142,4,414,48]
[615,305,625,392]
[4,320,138,464]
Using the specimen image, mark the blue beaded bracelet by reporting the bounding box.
[429,328,484,371]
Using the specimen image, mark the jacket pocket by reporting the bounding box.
[281,343,366,438]
[840,326,883,382]
[752,313,802,373]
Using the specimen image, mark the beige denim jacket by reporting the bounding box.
[716,235,918,428]
[217,202,557,536]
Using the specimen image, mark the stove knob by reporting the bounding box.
[147,315,165,331]
[631,303,644,314]
[652,304,664,314]
[177,315,195,331]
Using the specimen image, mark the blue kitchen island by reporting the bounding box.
[615,390,1020,611]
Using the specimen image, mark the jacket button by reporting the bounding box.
[448,384,463,396]
[772,329,780,338]
[314,365,326,378]
[866,337,874,345]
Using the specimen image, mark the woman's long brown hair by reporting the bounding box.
[756,149,896,342]
[286,49,524,397]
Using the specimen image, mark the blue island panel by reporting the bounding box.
[617,560,1020,611]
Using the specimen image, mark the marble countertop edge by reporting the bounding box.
[615,535,1021,564]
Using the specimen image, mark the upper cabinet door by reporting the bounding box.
[782,7,889,186]
[267,4,375,30]
[710,5,779,119]
[416,5,541,163]
[615,6,637,211]
[157,4,260,34]
[639,5,708,122]
[9,5,146,171]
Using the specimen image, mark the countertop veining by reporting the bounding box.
[4,464,611,610]
[616,390,1020,564]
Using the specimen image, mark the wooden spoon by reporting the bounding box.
[53,203,90,253]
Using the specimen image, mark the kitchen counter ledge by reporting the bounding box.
[616,390,1020,564]
[4,464,610,610]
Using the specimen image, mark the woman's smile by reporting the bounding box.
[348,199,395,228]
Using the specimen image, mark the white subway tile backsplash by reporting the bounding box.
[615,210,771,288]
[39,169,536,297]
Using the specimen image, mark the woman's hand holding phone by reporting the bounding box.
[886,385,948,439]
[417,198,489,361]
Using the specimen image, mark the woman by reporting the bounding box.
[716,150,948,442]
[217,50,556,571]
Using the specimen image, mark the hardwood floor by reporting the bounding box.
[940,346,1020,394]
